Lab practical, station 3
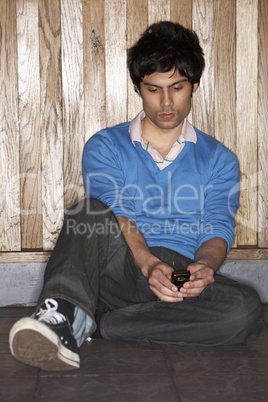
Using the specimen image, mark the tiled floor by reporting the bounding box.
[1,305,268,402]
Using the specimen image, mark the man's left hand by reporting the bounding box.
[178,261,215,298]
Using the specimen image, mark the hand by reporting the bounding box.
[179,261,215,299]
[147,261,183,303]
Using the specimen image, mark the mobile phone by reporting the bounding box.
[171,270,190,290]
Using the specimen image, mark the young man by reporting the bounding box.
[9,21,263,371]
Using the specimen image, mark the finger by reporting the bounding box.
[149,275,183,299]
[179,284,204,298]
[149,279,179,297]
[150,286,184,302]
[180,289,203,298]
[180,276,214,297]
[149,271,177,293]
[188,269,215,284]
[185,279,207,289]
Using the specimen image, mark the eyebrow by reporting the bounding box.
[143,78,188,88]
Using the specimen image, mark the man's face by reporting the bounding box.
[138,70,198,134]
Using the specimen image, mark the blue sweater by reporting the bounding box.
[82,121,240,260]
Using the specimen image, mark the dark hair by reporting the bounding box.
[127,21,205,89]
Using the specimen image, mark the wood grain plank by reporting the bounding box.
[170,0,192,28]
[258,0,268,247]
[148,0,170,24]
[214,0,236,151]
[83,0,106,140]
[39,0,64,250]
[105,0,127,126]
[192,0,214,136]
[0,0,21,251]
[236,0,258,246]
[61,0,85,210]
[170,0,192,123]
[127,0,148,120]
[214,0,237,248]
[17,0,42,249]
[226,248,268,260]
[0,252,51,263]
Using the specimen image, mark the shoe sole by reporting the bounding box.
[9,317,80,371]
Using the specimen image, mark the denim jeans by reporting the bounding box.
[38,198,263,346]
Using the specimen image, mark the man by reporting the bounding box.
[9,21,263,371]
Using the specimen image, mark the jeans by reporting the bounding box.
[37,198,263,346]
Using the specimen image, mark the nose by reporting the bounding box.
[160,89,173,108]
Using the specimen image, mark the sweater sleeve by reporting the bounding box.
[196,143,240,252]
[82,132,137,221]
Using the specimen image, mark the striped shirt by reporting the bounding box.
[129,110,197,170]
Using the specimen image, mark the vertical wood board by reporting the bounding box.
[17,0,42,249]
[105,0,127,126]
[236,0,258,245]
[192,0,214,136]
[61,0,85,210]
[170,0,192,121]
[257,0,268,246]
[0,0,21,251]
[170,0,192,28]
[214,0,236,151]
[39,0,64,249]
[214,0,237,247]
[127,0,148,120]
[148,0,170,24]
[83,0,106,140]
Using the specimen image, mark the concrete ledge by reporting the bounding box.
[0,263,46,307]
[0,260,267,306]
[219,260,268,303]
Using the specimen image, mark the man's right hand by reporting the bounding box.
[147,261,183,302]
[116,216,182,303]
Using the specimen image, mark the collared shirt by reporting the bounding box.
[129,110,197,170]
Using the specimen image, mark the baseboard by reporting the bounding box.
[0,260,267,306]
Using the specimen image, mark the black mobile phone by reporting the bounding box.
[171,270,190,290]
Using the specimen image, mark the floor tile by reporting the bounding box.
[174,373,268,402]
[80,347,169,376]
[0,353,39,378]
[0,333,9,353]
[36,374,179,402]
[0,376,37,402]
[0,308,35,335]
[40,339,170,377]
[166,347,268,375]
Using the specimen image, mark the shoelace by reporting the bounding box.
[36,298,67,325]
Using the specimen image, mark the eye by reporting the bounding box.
[173,86,183,91]
[148,88,158,93]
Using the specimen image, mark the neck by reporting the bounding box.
[141,117,184,158]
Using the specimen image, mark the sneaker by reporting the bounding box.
[9,298,80,371]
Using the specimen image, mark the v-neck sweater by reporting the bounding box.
[129,110,197,170]
[82,121,239,260]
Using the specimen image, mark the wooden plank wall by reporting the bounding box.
[0,0,268,260]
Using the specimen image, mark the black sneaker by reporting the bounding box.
[9,298,80,371]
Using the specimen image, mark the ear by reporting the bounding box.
[192,83,199,94]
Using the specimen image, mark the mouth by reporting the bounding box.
[159,113,176,120]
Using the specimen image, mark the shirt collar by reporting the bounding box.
[129,110,197,146]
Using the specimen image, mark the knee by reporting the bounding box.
[226,284,263,343]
